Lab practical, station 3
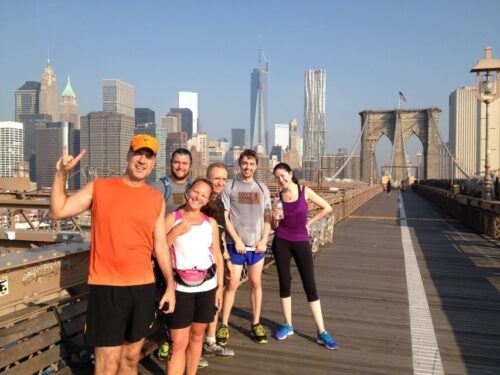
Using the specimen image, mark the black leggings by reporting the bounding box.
[271,236,319,302]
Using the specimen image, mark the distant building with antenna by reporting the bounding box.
[250,50,269,153]
[40,59,59,122]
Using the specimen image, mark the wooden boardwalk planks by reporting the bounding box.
[402,192,500,375]
[147,191,498,375]
[141,193,414,374]
[3,190,498,374]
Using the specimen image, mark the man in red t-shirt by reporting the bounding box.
[50,134,175,374]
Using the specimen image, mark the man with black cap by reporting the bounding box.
[50,134,176,375]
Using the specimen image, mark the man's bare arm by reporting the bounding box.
[224,210,246,253]
[154,202,175,313]
[254,211,271,252]
[209,220,223,286]
[50,146,92,220]
[210,219,224,309]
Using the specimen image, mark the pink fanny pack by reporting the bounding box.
[175,264,216,287]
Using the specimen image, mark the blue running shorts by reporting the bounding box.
[227,243,266,266]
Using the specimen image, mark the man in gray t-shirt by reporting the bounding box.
[216,149,271,346]
[151,178,190,214]
[221,179,271,246]
[150,148,192,214]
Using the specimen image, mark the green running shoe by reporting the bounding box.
[251,323,268,344]
[156,341,170,361]
[216,325,230,346]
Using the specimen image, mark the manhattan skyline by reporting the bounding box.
[1,0,499,164]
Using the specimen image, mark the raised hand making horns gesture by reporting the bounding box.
[56,145,86,175]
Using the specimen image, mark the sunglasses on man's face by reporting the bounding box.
[133,149,155,159]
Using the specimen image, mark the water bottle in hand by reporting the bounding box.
[275,196,284,220]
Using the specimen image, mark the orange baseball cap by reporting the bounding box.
[130,134,159,155]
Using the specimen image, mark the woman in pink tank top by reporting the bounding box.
[162,178,224,374]
[271,163,339,350]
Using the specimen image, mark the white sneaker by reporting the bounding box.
[203,343,235,358]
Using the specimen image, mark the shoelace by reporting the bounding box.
[207,344,223,351]
[158,343,169,356]
[254,325,266,336]
[278,325,291,334]
[218,327,229,338]
[321,332,333,342]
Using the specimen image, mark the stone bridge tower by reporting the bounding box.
[359,108,441,183]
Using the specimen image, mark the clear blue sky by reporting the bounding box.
[1,0,499,163]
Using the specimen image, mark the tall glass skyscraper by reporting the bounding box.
[170,108,193,138]
[135,108,155,125]
[103,79,135,118]
[35,121,80,188]
[303,69,326,164]
[178,91,199,135]
[231,128,246,148]
[274,123,289,149]
[449,86,478,178]
[80,111,134,185]
[15,81,40,122]
[15,80,51,180]
[250,52,269,153]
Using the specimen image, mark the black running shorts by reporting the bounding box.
[164,288,217,329]
[85,283,156,347]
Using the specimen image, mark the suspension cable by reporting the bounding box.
[427,109,472,179]
[324,109,473,183]
[323,115,368,181]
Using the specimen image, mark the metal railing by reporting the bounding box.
[239,184,383,280]
[413,184,500,240]
[418,179,500,200]
[0,192,86,249]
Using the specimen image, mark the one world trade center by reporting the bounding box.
[250,50,269,153]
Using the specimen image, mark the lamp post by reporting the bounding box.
[470,47,500,200]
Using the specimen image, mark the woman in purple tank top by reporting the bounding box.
[270,162,338,350]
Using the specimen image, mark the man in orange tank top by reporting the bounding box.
[50,134,176,375]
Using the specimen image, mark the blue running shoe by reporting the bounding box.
[275,323,294,340]
[316,331,338,350]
